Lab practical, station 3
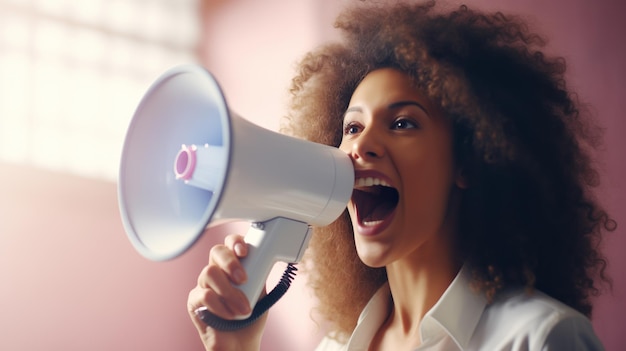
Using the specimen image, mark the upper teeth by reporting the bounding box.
[355,177,391,187]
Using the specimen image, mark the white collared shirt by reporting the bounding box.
[315,267,604,351]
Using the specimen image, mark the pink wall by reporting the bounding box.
[0,0,623,350]
[0,162,210,350]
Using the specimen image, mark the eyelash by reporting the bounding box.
[343,117,419,135]
[343,122,361,135]
[392,117,419,130]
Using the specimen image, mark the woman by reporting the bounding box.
[187,1,616,350]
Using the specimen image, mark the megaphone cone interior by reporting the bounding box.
[118,65,354,262]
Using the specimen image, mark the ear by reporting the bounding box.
[455,167,468,189]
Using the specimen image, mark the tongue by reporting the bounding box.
[364,200,395,222]
[353,187,398,223]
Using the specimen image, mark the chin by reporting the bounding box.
[355,243,392,268]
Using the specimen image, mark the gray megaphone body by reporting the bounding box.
[118,65,354,323]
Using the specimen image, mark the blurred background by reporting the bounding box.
[0,0,624,350]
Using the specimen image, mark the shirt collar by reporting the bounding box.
[421,265,487,349]
[346,283,392,351]
[345,265,487,351]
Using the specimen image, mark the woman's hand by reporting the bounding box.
[187,234,267,351]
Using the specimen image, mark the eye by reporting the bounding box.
[343,122,362,135]
[391,117,419,130]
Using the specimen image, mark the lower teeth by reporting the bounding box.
[362,220,383,227]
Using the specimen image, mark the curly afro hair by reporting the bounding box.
[282,0,616,340]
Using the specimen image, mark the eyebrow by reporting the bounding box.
[344,100,430,118]
[388,100,429,115]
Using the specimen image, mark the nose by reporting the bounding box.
[343,128,385,162]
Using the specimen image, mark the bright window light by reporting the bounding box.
[0,0,199,181]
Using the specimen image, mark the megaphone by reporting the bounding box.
[118,65,354,328]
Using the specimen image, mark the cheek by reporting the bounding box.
[401,181,453,243]
[401,153,456,221]
[338,139,351,154]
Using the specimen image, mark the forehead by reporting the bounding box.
[360,68,414,86]
[348,68,432,110]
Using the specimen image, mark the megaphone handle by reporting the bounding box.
[196,217,311,331]
[196,263,298,331]
[238,217,312,310]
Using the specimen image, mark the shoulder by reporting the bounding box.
[314,335,346,351]
[469,288,604,350]
[492,288,582,322]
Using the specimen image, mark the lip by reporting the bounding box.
[353,207,396,236]
[351,169,397,236]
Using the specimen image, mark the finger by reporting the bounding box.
[196,264,212,288]
[206,265,245,298]
[209,244,247,285]
[193,274,250,320]
[187,287,212,331]
[195,255,250,316]
[224,234,247,258]
[196,262,249,314]
[188,286,240,325]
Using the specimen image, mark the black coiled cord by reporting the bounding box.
[197,263,298,331]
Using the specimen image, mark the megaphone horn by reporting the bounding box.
[118,65,354,329]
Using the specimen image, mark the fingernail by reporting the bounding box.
[234,243,246,257]
[236,298,251,317]
[233,268,246,284]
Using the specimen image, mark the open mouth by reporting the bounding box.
[352,177,399,227]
